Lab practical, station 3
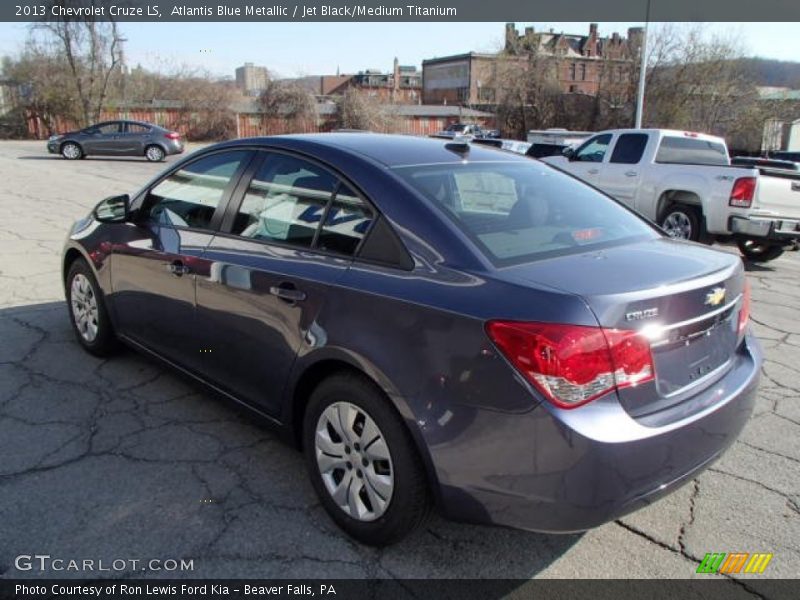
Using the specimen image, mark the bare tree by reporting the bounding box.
[492,51,562,139]
[30,10,122,127]
[334,88,388,131]
[258,78,318,133]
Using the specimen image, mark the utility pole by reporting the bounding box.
[634,0,651,129]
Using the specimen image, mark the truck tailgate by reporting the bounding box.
[754,169,800,219]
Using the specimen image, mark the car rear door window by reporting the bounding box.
[126,123,151,134]
[231,154,373,256]
[142,150,250,230]
[610,133,648,164]
[317,184,373,255]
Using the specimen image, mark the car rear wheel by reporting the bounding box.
[145,145,165,162]
[660,205,702,242]
[737,239,785,262]
[66,259,119,356]
[61,142,83,160]
[303,373,430,546]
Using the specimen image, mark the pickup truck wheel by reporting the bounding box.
[660,206,701,242]
[737,240,785,262]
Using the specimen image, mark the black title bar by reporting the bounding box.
[4,0,800,22]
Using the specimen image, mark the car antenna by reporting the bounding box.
[445,134,470,155]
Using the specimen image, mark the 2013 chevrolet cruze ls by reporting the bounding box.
[62,134,761,545]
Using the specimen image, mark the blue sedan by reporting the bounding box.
[61,134,761,545]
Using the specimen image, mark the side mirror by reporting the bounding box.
[562,147,575,160]
[93,194,130,223]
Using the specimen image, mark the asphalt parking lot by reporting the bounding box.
[0,140,798,584]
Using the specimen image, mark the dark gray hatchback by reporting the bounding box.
[48,119,184,162]
[61,134,761,545]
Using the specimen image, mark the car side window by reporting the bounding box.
[574,134,612,162]
[126,123,150,134]
[317,184,373,255]
[610,133,648,164]
[141,151,250,230]
[96,123,121,135]
[231,154,338,249]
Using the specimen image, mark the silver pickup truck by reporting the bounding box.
[543,129,800,262]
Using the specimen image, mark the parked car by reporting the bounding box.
[543,129,800,262]
[47,120,184,162]
[63,134,761,545]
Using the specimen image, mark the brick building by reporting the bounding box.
[294,59,422,104]
[422,23,641,106]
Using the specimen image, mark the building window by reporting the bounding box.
[457,87,469,102]
[478,87,496,102]
[580,63,586,81]
[569,85,578,93]
[569,63,576,80]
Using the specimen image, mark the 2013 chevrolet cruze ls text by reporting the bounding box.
[62,134,761,545]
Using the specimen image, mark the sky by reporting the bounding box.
[1,21,798,79]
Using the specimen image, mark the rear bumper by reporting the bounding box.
[729,215,800,243]
[163,140,185,155]
[432,332,761,533]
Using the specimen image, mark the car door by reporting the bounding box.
[599,132,650,209]
[117,122,151,155]
[553,133,613,187]
[195,151,373,415]
[82,122,123,155]
[110,149,255,368]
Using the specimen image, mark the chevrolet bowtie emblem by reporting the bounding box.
[705,287,726,307]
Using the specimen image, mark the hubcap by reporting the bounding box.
[662,211,692,240]
[70,274,99,342]
[315,402,394,522]
[63,144,80,159]
[146,147,163,161]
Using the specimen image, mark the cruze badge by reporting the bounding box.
[705,287,726,307]
[625,307,659,321]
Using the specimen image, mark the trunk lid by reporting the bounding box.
[500,238,746,418]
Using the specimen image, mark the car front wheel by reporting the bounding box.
[66,258,119,356]
[145,145,165,162]
[61,142,83,160]
[303,373,430,546]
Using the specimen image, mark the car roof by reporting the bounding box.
[218,133,530,168]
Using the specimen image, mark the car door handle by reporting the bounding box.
[269,283,306,303]
[588,169,599,175]
[166,261,191,276]
[625,171,638,177]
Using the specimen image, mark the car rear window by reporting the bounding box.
[395,162,657,266]
[655,137,729,166]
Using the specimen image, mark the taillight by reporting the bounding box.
[730,177,756,208]
[738,281,751,334]
[485,321,655,409]
[165,131,180,140]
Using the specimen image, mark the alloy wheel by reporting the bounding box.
[70,273,99,342]
[146,146,165,162]
[662,211,693,240]
[62,143,81,159]
[314,401,394,522]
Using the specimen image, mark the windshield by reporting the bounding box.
[395,161,658,266]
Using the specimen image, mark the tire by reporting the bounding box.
[61,142,83,160]
[145,145,165,162]
[65,258,119,356]
[303,373,430,546]
[659,205,703,242]
[737,239,785,262]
